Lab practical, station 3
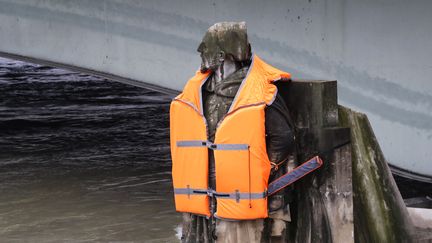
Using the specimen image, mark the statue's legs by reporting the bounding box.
[181,213,210,243]
[215,218,264,243]
[214,207,290,243]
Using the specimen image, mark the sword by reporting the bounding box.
[267,156,323,196]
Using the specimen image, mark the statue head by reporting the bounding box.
[197,22,251,72]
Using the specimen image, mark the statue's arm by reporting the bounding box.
[265,93,296,211]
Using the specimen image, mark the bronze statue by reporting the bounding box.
[180,22,296,243]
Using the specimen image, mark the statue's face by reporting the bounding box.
[197,22,250,72]
[197,36,224,72]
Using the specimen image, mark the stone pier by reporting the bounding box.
[277,80,353,242]
[275,79,428,242]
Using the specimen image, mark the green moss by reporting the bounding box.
[338,106,412,243]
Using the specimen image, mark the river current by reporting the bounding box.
[1,56,431,242]
[0,57,180,242]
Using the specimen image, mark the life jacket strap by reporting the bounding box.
[174,187,266,201]
[177,140,249,150]
[211,190,267,201]
[173,186,208,198]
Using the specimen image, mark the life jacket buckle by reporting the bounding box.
[235,190,240,203]
[207,189,214,197]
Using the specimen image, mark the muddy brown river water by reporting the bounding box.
[0,57,180,242]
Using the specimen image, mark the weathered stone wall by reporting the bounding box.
[278,80,422,242]
[339,106,414,243]
[277,80,353,243]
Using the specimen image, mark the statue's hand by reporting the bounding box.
[269,194,284,212]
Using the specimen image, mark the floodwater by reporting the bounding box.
[1,57,430,242]
[0,58,180,242]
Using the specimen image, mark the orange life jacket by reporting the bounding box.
[170,55,291,220]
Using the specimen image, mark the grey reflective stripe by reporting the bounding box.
[173,98,201,115]
[212,144,249,150]
[214,191,267,199]
[176,140,249,150]
[268,85,279,106]
[176,140,207,147]
[174,188,208,195]
[174,188,267,200]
